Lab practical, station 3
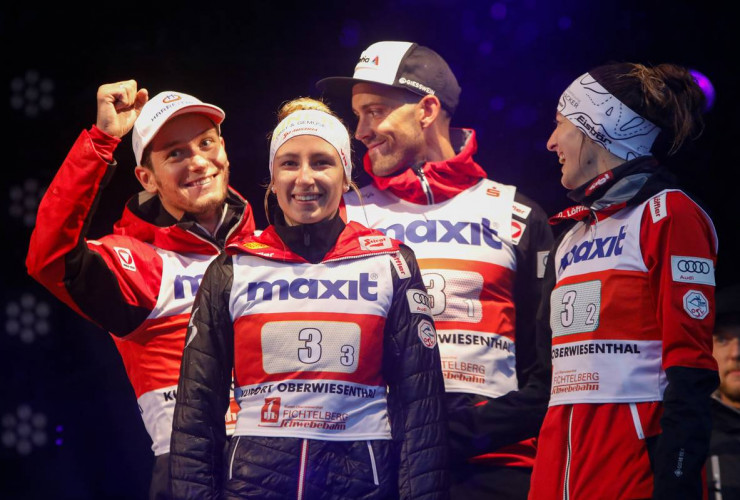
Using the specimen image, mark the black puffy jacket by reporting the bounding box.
[170,216,449,499]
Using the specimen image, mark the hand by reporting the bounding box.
[96,80,148,138]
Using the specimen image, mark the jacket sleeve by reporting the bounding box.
[384,245,450,500]
[640,192,719,499]
[447,195,555,458]
[25,127,157,336]
[170,253,234,499]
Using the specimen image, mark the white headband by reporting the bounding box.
[269,109,352,181]
[559,72,661,161]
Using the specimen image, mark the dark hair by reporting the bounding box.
[589,62,706,157]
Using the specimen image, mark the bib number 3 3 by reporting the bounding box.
[261,321,361,374]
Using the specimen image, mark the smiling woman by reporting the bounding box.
[170,98,450,499]
[531,63,719,500]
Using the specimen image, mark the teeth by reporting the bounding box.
[295,194,320,201]
[558,154,566,165]
[187,176,213,187]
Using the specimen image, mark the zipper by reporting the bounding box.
[710,455,723,500]
[629,403,645,439]
[563,406,574,500]
[297,439,309,500]
[367,441,380,486]
[411,162,434,205]
[228,436,241,480]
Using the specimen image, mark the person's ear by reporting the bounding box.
[134,166,158,193]
[418,95,442,129]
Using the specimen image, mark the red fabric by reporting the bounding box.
[640,191,718,371]
[88,125,120,163]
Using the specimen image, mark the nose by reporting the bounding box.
[546,128,558,152]
[190,152,209,171]
[355,115,371,143]
[295,162,315,186]
[730,337,740,359]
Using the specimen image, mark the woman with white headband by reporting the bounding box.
[529,63,718,499]
[169,98,449,499]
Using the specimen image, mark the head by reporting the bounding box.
[712,285,740,410]
[266,98,354,226]
[547,63,706,190]
[132,91,229,227]
[317,41,460,177]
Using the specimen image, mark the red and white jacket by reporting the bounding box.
[529,158,719,500]
[343,129,554,468]
[26,126,255,456]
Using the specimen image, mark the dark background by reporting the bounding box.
[2,2,737,498]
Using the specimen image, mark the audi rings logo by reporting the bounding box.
[671,255,715,286]
[677,260,711,274]
[413,292,431,308]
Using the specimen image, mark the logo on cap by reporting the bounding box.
[162,94,181,103]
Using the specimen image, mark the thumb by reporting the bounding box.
[133,88,149,116]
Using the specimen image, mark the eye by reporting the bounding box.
[279,159,298,168]
[201,137,215,148]
[167,149,183,159]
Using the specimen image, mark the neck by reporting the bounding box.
[195,207,222,235]
[720,392,740,411]
[423,123,456,162]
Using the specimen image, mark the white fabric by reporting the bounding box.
[559,72,660,161]
[269,109,352,181]
[132,91,224,165]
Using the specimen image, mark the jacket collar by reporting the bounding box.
[550,156,664,225]
[113,187,253,253]
[363,128,487,204]
[230,220,401,263]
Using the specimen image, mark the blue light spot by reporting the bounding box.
[558,16,572,30]
[490,3,507,20]
[479,41,493,55]
[489,97,505,111]
[340,20,360,48]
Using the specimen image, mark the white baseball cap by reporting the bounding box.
[132,91,225,165]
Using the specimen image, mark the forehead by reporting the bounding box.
[150,113,217,149]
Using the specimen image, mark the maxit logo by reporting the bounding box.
[247,273,378,301]
[559,226,627,272]
[379,218,502,249]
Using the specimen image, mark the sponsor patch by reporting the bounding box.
[537,251,549,279]
[671,256,715,286]
[512,201,532,219]
[417,319,437,349]
[406,289,432,316]
[114,246,136,271]
[683,290,709,319]
[359,235,392,251]
[511,220,526,245]
[390,251,410,279]
[650,193,668,223]
[486,187,500,197]
[244,241,269,249]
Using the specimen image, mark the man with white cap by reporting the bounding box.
[26,80,254,499]
[318,41,553,499]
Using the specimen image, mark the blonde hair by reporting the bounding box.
[264,97,358,224]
